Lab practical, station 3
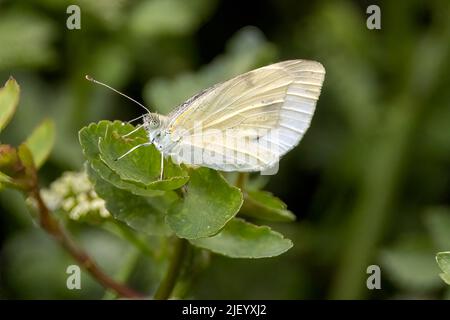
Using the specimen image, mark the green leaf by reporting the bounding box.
[190,218,293,258]
[79,121,188,193]
[88,167,174,236]
[0,170,14,189]
[80,121,162,196]
[0,171,13,184]
[440,273,450,285]
[240,190,296,222]
[79,121,109,160]
[437,252,450,285]
[0,144,35,191]
[91,159,164,197]
[97,123,188,190]
[167,168,243,239]
[0,144,19,176]
[17,144,35,172]
[0,77,20,132]
[14,144,36,191]
[25,119,55,169]
[436,252,450,274]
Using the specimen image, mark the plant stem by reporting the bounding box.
[30,189,144,299]
[154,237,188,300]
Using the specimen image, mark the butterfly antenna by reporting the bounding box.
[85,75,151,114]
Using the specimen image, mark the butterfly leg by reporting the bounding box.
[121,125,143,138]
[160,152,164,180]
[115,142,152,161]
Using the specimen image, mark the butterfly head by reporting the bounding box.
[143,113,161,130]
[143,113,172,152]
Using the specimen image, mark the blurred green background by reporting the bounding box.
[1,0,450,299]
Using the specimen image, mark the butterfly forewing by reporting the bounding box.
[164,60,325,172]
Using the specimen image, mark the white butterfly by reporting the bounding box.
[88,59,325,179]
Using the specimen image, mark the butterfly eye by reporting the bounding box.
[144,113,160,129]
[149,114,161,127]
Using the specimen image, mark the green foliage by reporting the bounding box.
[78,119,293,258]
[240,190,296,222]
[80,121,188,192]
[190,218,293,258]
[25,119,55,169]
[427,209,450,285]
[0,77,55,191]
[0,144,36,191]
[167,168,243,239]
[436,252,450,285]
[97,123,188,189]
[89,167,174,236]
[0,77,19,133]
[1,0,450,300]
